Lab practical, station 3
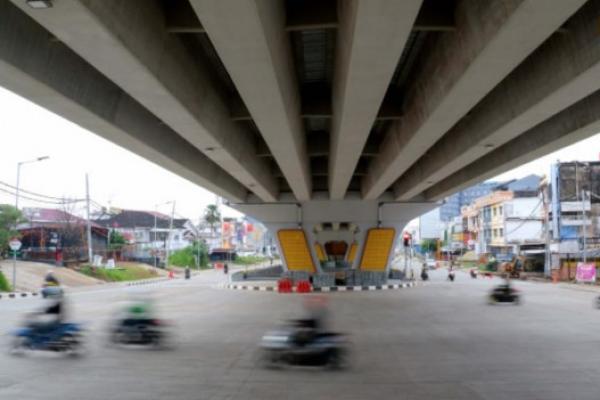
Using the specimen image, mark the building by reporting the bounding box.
[461,177,544,257]
[18,207,108,264]
[439,181,500,221]
[545,161,600,278]
[94,209,197,263]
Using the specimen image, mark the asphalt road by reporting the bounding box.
[2,269,600,400]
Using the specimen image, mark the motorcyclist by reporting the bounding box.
[29,286,65,333]
[293,296,328,345]
[120,293,156,328]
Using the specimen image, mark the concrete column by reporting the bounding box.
[11,0,278,201]
[0,1,247,202]
[191,0,312,201]
[361,0,586,199]
[328,0,422,199]
[394,1,600,201]
[425,89,600,201]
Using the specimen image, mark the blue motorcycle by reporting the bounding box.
[10,322,85,356]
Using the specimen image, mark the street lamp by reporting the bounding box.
[154,201,174,269]
[13,156,49,290]
[15,156,50,210]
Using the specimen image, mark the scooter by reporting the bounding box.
[260,319,348,369]
[470,269,477,279]
[10,321,84,356]
[110,318,171,348]
[489,284,520,305]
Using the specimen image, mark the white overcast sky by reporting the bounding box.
[0,86,599,221]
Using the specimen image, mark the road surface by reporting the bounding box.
[2,269,600,399]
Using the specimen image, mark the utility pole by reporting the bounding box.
[85,174,93,264]
[582,188,588,263]
[165,201,176,269]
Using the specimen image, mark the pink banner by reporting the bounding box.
[576,262,596,282]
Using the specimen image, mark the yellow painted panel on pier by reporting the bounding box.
[359,228,395,271]
[278,229,316,272]
[347,242,358,263]
[314,242,326,262]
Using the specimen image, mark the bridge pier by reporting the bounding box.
[231,197,436,285]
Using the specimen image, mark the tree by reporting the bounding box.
[420,239,438,255]
[108,230,126,251]
[0,204,24,257]
[203,204,221,236]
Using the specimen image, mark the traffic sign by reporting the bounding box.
[9,238,21,251]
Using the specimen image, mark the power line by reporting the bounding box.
[504,199,543,236]
[0,180,72,201]
[0,187,83,205]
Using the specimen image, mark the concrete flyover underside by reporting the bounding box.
[2,0,599,267]
[3,270,600,399]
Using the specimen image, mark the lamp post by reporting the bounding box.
[16,156,50,210]
[13,156,49,289]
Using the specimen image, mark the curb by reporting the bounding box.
[223,281,418,293]
[125,277,172,287]
[0,291,39,300]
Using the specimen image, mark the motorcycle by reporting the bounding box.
[110,318,171,348]
[448,271,455,281]
[470,269,477,279]
[260,319,349,369]
[421,270,429,281]
[10,321,84,356]
[489,284,520,305]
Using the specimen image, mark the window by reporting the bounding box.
[493,229,498,237]
[493,207,497,216]
[499,206,503,215]
[499,228,503,237]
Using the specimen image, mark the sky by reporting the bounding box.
[1,85,599,222]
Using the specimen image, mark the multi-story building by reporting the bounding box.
[461,181,543,257]
[545,161,600,278]
[439,181,500,221]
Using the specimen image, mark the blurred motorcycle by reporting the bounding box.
[109,318,172,348]
[10,320,84,356]
[260,319,348,369]
[489,284,520,305]
[470,269,477,279]
[448,270,455,281]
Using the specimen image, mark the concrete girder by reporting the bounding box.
[361,0,586,200]
[393,1,600,201]
[424,89,600,201]
[0,1,247,202]
[191,0,312,201]
[328,0,422,200]
[11,0,279,202]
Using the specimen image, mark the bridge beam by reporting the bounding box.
[393,1,600,201]
[191,0,312,201]
[361,0,586,200]
[328,0,422,200]
[11,0,278,202]
[0,1,247,202]
[424,89,600,201]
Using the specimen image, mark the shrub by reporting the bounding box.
[0,270,11,292]
[235,255,267,265]
[169,242,209,268]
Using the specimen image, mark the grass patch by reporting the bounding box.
[0,270,10,292]
[79,264,158,282]
[234,255,267,266]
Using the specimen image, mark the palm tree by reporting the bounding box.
[203,204,221,236]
